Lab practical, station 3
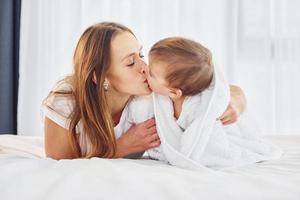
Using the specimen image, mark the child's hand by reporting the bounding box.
[217,85,246,125]
[217,102,239,125]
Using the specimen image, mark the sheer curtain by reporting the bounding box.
[233,0,300,135]
[18,0,300,136]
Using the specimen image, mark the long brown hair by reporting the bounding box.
[149,37,214,96]
[45,22,134,158]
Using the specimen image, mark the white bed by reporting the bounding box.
[0,134,299,200]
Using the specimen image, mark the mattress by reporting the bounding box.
[0,134,299,200]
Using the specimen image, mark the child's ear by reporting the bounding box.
[168,88,182,99]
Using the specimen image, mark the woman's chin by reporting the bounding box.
[138,86,152,96]
[144,88,152,95]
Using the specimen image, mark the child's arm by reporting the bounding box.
[127,95,155,124]
[218,85,246,125]
[118,95,158,159]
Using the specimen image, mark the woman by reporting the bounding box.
[42,22,246,160]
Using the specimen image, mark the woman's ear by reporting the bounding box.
[92,71,97,84]
[103,78,110,91]
[168,88,182,99]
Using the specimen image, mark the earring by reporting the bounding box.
[103,81,109,91]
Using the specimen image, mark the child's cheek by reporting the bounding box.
[147,77,155,90]
[148,79,160,93]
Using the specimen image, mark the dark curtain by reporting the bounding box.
[0,0,21,134]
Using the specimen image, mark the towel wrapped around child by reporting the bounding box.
[127,66,282,170]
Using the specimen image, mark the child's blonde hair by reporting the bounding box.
[149,37,214,96]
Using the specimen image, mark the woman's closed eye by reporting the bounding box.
[127,62,135,67]
[126,53,144,67]
[126,56,135,66]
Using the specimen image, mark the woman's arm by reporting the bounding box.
[45,116,160,159]
[44,117,77,159]
[218,85,247,125]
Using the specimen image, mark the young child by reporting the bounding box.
[127,37,281,170]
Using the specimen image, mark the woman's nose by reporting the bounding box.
[138,59,148,74]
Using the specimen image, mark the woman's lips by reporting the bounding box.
[143,79,151,89]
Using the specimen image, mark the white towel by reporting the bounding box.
[128,66,282,170]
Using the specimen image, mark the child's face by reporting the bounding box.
[145,59,171,96]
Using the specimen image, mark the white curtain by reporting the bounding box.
[233,0,300,135]
[18,0,300,136]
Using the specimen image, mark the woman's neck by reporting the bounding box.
[105,89,131,126]
[171,96,186,120]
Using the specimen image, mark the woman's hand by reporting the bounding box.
[218,85,247,125]
[114,118,161,158]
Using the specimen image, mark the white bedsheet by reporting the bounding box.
[0,134,299,200]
